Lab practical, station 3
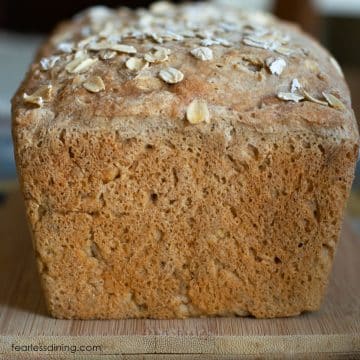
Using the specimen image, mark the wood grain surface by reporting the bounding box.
[0,190,359,359]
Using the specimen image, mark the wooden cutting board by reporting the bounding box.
[0,190,359,359]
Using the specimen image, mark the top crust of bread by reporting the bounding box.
[12,2,358,144]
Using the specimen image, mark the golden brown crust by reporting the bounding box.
[12,2,359,319]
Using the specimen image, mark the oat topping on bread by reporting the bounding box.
[17,1,351,129]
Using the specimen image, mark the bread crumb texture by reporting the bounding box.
[12,1,359,319]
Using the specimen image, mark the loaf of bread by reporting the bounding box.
[12,1,359,319]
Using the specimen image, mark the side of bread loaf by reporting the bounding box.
[12,2,359,318]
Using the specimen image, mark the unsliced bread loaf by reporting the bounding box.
[12,1,359,319]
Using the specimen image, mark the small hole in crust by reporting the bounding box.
[274,256,282,264]
[150,193,158,203]
[318,144,325,155]
[68,147,75,158]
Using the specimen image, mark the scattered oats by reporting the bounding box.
[83,76,105,93]
[243,38,261,48]
[190,47,213,61]
[66,57,84,73]
[125,57,149,71]
[196,30,214,40]
[275,46,293,56]
[159,67,184,84]
[291,78,301,93]
[144,47,171,63]
[77,36,97,49]
[74,50,87,59]
[66,57,97,74]
[87,41,107,51]
[302,90,328,106]
[74,58,98,73]
[88,42,136,53]
[329,56,344,78]
[323,92,346,110]
[109,44,137,54]
[243,37,277,51]
[265,57,286,75]
[200,38,219,47]
[277,92,304,103]
[214,38,232,47]
[99,50,117,60]
[243,29,290,52]
[186,99,210,124]
[40,56,60,70]
[150,33,164,44]
[23,84,52,107]
[162,31,184,42]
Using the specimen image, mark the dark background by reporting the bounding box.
[0,0,183,32]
